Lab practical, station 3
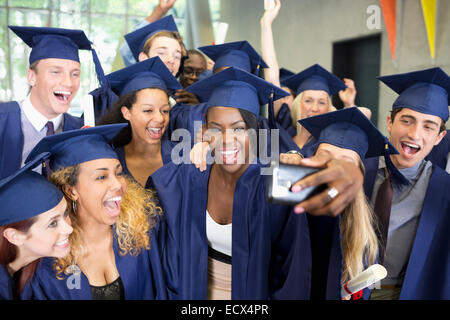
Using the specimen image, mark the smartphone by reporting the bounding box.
[266,161,327,206]
[264,0,275,10]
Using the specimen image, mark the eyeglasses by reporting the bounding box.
[183,68,206,77]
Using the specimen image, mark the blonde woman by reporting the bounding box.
[260,0,370,154]
[282,107,385,299]
[21,124,166,300]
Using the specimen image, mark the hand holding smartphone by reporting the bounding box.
[266,161,327,206]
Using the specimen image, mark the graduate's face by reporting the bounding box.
[27,58,81,119]
[387,108,446,169]
[179,54,206,88]
[206,107,252,174]
[71,159,127,226]
[15,198,73,259]
[299,90,330,119]
[140,36,182,77]
[121,88,170,144]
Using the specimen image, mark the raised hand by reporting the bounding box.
[339,78,357,108]
[260,0,281,26]
[174,89,200,105]
[158,0,176,12]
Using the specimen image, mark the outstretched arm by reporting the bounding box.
[260,0,284,116]
[145,0,177,24]
[339,78,372,119]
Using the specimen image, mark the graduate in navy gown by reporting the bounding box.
[0,153,72,300]
[0,26,107,179]
[275,64,347,157]
[296,107,405,300]
[98,57,182,187]
[22,124,167,300]
[121,14,200,107]
[151,67,367,300]
[364,67,450,300]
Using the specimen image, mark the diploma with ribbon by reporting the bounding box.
[342,264,388,299]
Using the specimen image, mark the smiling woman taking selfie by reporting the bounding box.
[151,67,368,300]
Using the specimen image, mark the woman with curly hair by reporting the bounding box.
[21,124,166,300]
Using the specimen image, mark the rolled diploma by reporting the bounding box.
[215,22,229,45]
[342,264,387,297]
[82,94,95,127]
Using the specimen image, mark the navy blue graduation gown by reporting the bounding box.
[363,160,450,299]
[426,130,449,171]
[114,139,176,190]
[168,102,207,144]
[151,160,315,300]
[0,101,83,179]
[89,86,119,124]
[22,225,167,300]
[0,265,14,300]
[266,115,318,157]
[276,103,297,137]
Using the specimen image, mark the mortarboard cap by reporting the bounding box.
[378,67,450,122]
[198,41,268,76]
[185,67,288,116]
[198,69,213,82]
[9,26,91,64]
[0,153,63,225]
[26,124,128,171]
[124,15,179,62]
[279,68,295,87]
[107,56,182,97]
[9,25,110,90]
[300,107,397,160]
[300,107,409,185]
[283,64,347,96]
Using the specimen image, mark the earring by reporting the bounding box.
[72,201,77,214]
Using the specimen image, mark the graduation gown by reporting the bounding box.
[364,159,450,299]
[114,139,176,189]
[89,86,119,124]
[426,130,449,171]
[275,103,297,137]
[0,265,14,300]
[168,102,207,144]
[22,225,167,300]
[151,160,317,300]
[0,101,83,179]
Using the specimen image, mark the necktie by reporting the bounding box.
[43,121,54,176]
[373,168,393,265]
